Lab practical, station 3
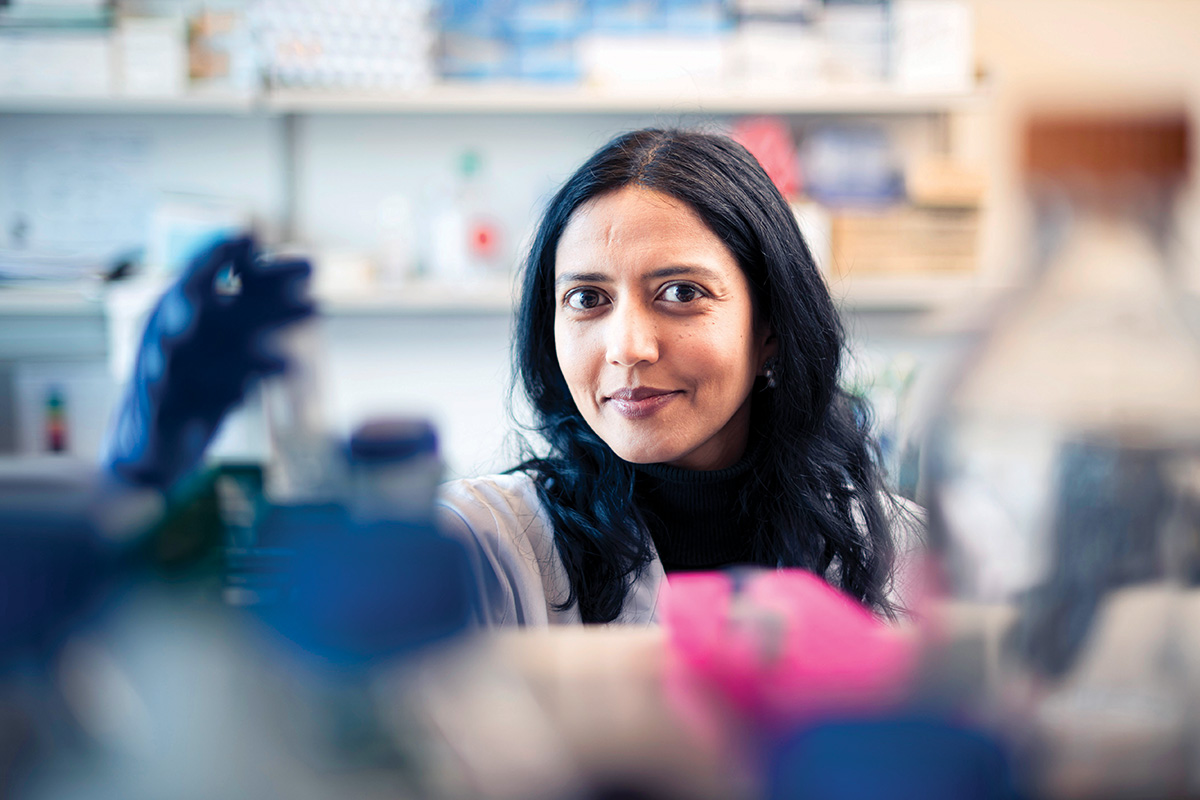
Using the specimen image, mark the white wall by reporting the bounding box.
[0,112,284,255]
[318,311,524,478]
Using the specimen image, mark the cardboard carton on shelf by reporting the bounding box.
[828,156,986,278]
[829,204,980,277]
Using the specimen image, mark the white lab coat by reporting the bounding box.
[435,471,922,627]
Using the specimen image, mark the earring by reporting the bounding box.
[762,357,779,390]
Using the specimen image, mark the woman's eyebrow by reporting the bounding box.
[556,265,723,287]
[555,271,610,286]
[644,265,723,281]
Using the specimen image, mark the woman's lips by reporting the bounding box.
[606,387,680,419]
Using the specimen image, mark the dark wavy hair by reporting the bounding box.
[512,128,898,623]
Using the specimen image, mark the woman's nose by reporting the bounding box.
[605,303,658,367]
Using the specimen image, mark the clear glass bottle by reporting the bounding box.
[261,302,344,504]
[927,115,1200,798]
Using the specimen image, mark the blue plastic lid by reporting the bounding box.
[347,418,438,464]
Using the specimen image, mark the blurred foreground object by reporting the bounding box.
[927,114,1200,798]
[658,570,1026,799]
[768,715,1021,800]
[0,459,147,669]
[104,236,313,493]
[1,444,475,798]
[663,570,918,729]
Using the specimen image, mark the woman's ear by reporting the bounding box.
[757,328,779,374]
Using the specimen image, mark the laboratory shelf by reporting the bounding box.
[0,275,985,317]
[828,274,982,312]
[315,274,987,316]
[0,286,107,361]
[317,277,518,315]
[0,285,104,316]
[265,83,986,116]
[0,83,986,117]
[0,91,259,115]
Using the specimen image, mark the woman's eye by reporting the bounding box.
[661,284,701,303]
[565,288,607,311]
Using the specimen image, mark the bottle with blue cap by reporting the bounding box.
[345,417,442,524]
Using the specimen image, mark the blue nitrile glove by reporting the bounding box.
[105,236,314,491]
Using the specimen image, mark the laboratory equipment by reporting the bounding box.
[346,417,442,523]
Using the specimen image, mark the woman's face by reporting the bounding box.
[553,186,775,471]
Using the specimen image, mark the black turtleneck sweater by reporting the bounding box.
[631,448,769,573]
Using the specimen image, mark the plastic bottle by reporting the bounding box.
[376,193,418,286]
[459,149,506,276]
[345,417,442,524]
[45,386,68,453]
[429,149,506,281]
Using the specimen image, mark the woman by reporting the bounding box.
[436,128,907,625]
[106,128,911,627]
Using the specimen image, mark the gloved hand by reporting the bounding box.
[105,236,314,491]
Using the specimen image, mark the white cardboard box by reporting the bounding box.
[117,16,187,96]
[0,32,114,95]
[893,0,974,93]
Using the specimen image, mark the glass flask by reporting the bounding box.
[926,115,1200,799]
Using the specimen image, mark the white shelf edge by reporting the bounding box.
[317,275,988,316]
[0,84,987,116]
[827,274,983,312]
[318,280,517,315]
[268,83,987,115]
[1,276,990,317]
[0,286,105,315]
[0,92,260,114]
